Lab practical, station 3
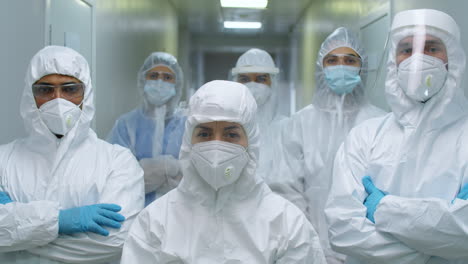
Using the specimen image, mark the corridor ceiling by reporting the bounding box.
[170,0,312,36]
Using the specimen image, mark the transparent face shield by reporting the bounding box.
[395,28,449,102]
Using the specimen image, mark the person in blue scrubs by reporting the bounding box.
[108,52,186,205]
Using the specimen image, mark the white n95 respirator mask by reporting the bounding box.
[190,140,249,190]
[144,80,176,107]
[39,98,82,135]
[244,82,272,106]
[398,53,448,102]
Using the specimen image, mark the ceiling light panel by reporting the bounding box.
[223,21,262,29]
[220,0,268,9]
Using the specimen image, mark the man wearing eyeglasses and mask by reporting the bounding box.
[0,46,144,263]
[269,27,384,264]
[108,52,186,206]
[326,10,468,263]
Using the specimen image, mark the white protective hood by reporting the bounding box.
[385,9,468,129]
[21,45,94,156]
[137,51,184,119]
[177,80,262,209]
[231,48,281,129]
[313,27,368,114]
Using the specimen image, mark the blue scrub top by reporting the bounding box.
[109,107,186,160]
[108,107,186,205]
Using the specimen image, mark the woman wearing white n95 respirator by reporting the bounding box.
[121,80,326,264]
[108,52,186,206]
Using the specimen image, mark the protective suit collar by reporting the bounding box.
[21,46,94,157]
[177,80,262,211]
[385,9,468,130]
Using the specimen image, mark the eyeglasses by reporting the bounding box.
[323,54,362,67]
[32,83,85,100]
[146,71,175,82]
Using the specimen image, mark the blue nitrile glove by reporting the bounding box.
[59,204,125,236]
[456,183,468,200]
[0,191,12,204]
[362,176,386,223]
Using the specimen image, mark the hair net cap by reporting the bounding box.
[317,27,365,62]
[391,9,460,41]
[26,46,91,92]
[137,52,184,117]
[231,49,279,75]
[138,52,183,91]
[189,80,257,127]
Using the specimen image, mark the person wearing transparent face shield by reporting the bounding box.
[325,10,468,264]
[0,46,144,263]
[108,52,187,205]
[121,80,326,264]
[268,27,385,264]
[231,48,287,181]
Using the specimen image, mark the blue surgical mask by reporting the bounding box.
[323,65,361,95]
[144,80,176,106]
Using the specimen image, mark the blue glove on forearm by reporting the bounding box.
[59,204,125,236]
[456,183,468,200]
[0,191,12,204]
[362,176,386,223]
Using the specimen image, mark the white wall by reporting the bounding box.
[0,0,46,144]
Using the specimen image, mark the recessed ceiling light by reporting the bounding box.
[223,21,262,29]
[220,0,268,9]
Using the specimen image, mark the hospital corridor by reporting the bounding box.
[1,0,468,263]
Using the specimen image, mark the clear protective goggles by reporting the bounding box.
[32,83,85,101]
[323,53,362,67]
[145,71,175,82]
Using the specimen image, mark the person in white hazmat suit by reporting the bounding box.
[268,27,385,263]
[325,9,468,264]
[108,52,186,205]
[121,80,326,263]
[231,48,287,180]
[0,46,144,263]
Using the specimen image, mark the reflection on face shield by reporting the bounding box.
[396,34,448,66]
[396,33,449,102]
